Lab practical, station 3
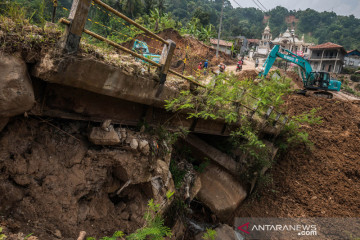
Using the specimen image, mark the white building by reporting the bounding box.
[345,50,360,69]
[210,38,233,55]
[308,42,346,74]
[272,29,314,58]
[256,24,272,56]
[252,26,314,59]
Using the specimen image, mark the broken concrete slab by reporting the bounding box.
[89,126,121,145]
[0,54,35,118]
[197,164,247,220]
[32,53,180,108]
[185,134,238,174]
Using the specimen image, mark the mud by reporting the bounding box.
[0,118,173,239]
[235,94,360,218]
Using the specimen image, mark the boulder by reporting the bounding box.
[89,126,121,145]
[0,118,9,132]
[0,54,35,118]
[130,139,139,150]
[139,140,150,155]
[197,164,247,220]
[190,175,201,200]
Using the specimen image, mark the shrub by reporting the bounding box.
[350,74,360,82]
[342,67,356,74]
[202,228,217,240]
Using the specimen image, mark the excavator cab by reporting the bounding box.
[307,72,341,91]
[307,72,330,90]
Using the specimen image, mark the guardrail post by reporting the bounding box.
[156,39,176,97]
[59,0,92,53]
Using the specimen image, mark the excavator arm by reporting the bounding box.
[258,45,341,95]
[259,45,313,87]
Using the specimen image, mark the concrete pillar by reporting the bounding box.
[333,49,339,73]
[156,39,176,97]
[59,0,92,53]
[319,50,325,71]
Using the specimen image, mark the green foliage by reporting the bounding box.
[24,233,34,240]
[282,108,323,149]
[202,228,217,240]
[351,74,360,82]
[87,231,125,240]
[342,67,357,74]
[169,156,187,189]
[341,82,360,97]
[165,73,292,183]
[166,190,175,200]
[127,199,172,240]
[87,200,171,240]
[194,158,210,173]
[0,227,6,240]
[2,0,360,50]
[180,17,215,42]
[165,73,291,123]
[0,2,27,25]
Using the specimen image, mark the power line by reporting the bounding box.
[232,0,243,8]
[256,0,268,11]
[216,0,225,57]
[251,0,265,12]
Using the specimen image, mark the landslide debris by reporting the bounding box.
[235,94,360,218]
[123,29,236,74]
[0,118,174,239]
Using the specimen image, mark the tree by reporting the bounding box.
[120,0,144,18]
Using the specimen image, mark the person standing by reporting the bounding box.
[203,60,208,75]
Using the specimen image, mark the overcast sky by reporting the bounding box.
[229,0,360,18]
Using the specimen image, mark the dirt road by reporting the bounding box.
[226,59,258,73]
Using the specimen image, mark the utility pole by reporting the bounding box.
[216,0,225,58]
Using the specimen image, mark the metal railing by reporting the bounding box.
[59,0,204,88]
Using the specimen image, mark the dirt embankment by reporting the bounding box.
[123,29,236,75]
[0,118,173,239]
[235,94,360,218]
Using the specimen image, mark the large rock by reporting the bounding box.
[0,118,9,132]
[197,164,247,220]
[89,126,121,145]
[0,54,35,118]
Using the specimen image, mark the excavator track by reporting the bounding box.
[295,89,333,99]
[313,91,333,99]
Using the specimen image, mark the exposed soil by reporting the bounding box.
[236,70,259,81]
[234,94,360,218]
[123,29,236,75]
[0,117,173,239]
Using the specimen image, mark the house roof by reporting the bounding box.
[346,49,360,57]
[210,38,233,47]
[309,42,347,54]
[310,42,345,50]
[247,39,260,44]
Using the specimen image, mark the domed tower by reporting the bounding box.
[262,23,272,41]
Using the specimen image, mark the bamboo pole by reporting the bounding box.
[92,0,168,45]
[60,18,161,67]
